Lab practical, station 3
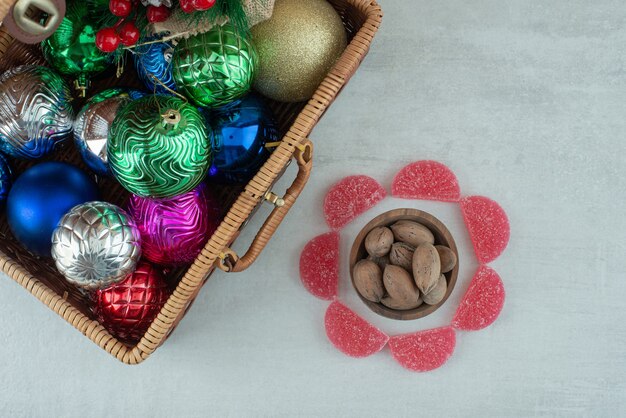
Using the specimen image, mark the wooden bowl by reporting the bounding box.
[349,208,459,320]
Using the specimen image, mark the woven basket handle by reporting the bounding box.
[218,138,313,273]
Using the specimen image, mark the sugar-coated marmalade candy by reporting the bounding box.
[452,266,505,331]
[324,175,386,230]
[299,232,340,300]
[388,327,456,372]
[324,301,389,358]
[461,196,510,264]
[392,160,461,202]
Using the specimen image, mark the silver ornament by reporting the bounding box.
[141,0,173,6]
[0,65,73,159]
[74,89,135,176]
[52,201,142,290]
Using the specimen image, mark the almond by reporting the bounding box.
[436,245,457,273]
[383,265,420,303]
[381,294,423,310]
[390,220,435,247]
[353,260,384,303]
[367,254,390,270]
[364,226,394,257]
[423,274,447,305]
[412,243,441,294]
[389,242,415,271]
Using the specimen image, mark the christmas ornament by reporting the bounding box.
[141,0,173,6]
[207,94,277,184]
[0,154,13,206]
[6,162,99,256]
[251,0,347,102]
[133,36,177,94]
[41,1,112,95]
[108,95,212,198]
[94,261,170,342]
[172,23,258,108]
[0,66,73,160]
[127,183,221,266]
[52,201,141,289]
[74,88,141,176]
[2,0,65,44]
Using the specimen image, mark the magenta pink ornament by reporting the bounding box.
[127,183,221,266]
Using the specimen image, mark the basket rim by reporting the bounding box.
[0,0,383,364]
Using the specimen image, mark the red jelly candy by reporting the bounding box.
[391,160,461,202]
[461,196,510,264]
[324,175,386,230]
[452,266,505,331]
[388,327,456,372]
[299,232,340,300]
[325,301,389,358]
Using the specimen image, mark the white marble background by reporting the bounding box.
[1,0,625,416]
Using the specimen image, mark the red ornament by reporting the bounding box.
[109,0,132,17]
[192,0,216,11]
[96,27,121,53]
[179,0,195,13]
[94,262,170,342]
[146,5,171,23]
[119,21,140,46]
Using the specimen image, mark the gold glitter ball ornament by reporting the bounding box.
[251,0,347,103]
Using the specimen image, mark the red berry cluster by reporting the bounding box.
[179,0,216,13]
[96,0,174,52]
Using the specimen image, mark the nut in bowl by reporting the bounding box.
[350,209,459,320]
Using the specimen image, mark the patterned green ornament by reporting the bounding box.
[172,24,258,108]
[41,1,112,96]
[108,96,212,198]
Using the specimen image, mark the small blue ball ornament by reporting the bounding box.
[7,162,100,256]
[206,95,278,184]
[0,153,13,205]
[134,36,176,95]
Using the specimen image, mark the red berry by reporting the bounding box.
[119,21,140,46]
[109,0,132,17]
[96,27,121,53]
[146,5,171,23]
[192,0,216,11]
[179,0,195,13]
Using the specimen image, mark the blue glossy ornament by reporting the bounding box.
[0,153,13,206]
[134,36,176,95]
[7,162,100,256]
[206,95,278,184]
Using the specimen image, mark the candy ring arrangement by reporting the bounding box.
[299,161,510,372]
[0,0,352,345]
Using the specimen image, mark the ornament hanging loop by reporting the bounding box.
[74,74,90,98]
[161,109,181,129]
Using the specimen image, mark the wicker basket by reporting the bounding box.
[0,0,382,364]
